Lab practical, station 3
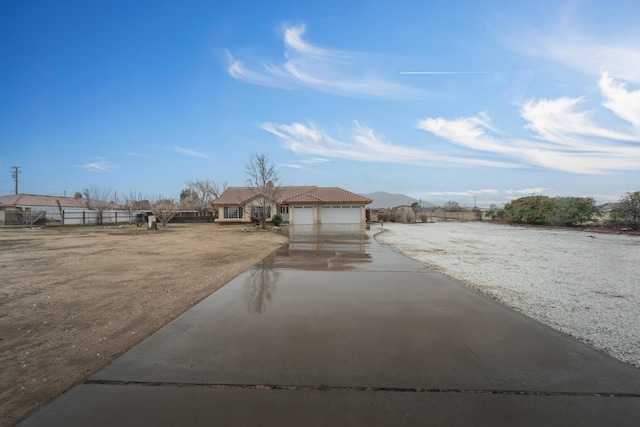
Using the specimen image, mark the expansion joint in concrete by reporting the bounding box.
[84,380,640,399]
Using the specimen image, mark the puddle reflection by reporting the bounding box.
[242,225,373,313]
[273,224,372,271]
[244,255,280,314]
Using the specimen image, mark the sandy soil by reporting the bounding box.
[0,224,287,426]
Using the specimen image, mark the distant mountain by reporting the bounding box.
[360,191,435,209]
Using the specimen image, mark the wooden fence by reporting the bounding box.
[372,210,480,223]
[59,210,133,225]
[422,211,479,222]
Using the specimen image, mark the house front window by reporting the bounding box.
[251,205,271,218]
[223,206,243,219]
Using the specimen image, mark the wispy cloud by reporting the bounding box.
[505,7,640,83]
[521,97,639,145]
[400,71,547,75]
[118,151,160,160]
[174,146,209,159]
[468,189,499,195]
[417,73,640,174]
[417,112,519,155]
[227,23,421,99]
[264,74,639,175]
[261,121,519,169]
[428,191,475,196]
[79,159,114,172]
[539,37,639,83]
[280,163,304,169]
[280,157,331,169]
[506,187,550,195]
[427,189,499,196]
[599,72,640,128]
[300,157,330,164]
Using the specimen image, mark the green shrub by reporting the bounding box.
[548,197,600,226]
[504,196,600,226]
[271,214,283,226]
[611,191,640,231]
[504,196,553,225]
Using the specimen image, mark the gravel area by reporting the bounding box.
[375,222,640,368]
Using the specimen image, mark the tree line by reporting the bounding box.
[82,154,279,229]
[485,192,640,230]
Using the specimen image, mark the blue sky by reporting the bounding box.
[1,0,638,207]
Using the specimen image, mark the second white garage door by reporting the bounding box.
[320,205,362,224]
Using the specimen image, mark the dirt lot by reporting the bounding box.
[0,224,288,426]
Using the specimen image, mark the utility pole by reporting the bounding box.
[11,166,21,195]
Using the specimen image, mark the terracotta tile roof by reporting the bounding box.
[213,186,316,205]
[211,187,257,205]
[0,194,88,208]
[0,194,124,209]
[285,192,323,204]
[277,186,318,201]
[212,186,372,206]
[298,187,372,204]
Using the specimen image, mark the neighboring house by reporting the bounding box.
[212,186,372,225]
[597,202,619,223]
[599,203,619,214]
[0,193,127,225]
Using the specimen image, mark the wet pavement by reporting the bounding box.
[19,225,640,426]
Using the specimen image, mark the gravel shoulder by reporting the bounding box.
[375,222,640,369]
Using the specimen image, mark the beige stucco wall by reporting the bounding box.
[216,202,368,225]
[215,198,278,224]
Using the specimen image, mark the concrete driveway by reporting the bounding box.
[19,225,640,426]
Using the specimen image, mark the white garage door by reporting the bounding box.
[321,205,362,224]
[292,206,314,225]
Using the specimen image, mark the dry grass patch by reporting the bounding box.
[0,224,287,426]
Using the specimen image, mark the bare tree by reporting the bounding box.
[443,200,462,212]
[179,188,199,211]
[185,179,227,217]
[123,191,149,226]
[245,154,281,230]
[83,187,114,225]
[18,208,46,228]
[245,256,279,313]
[151,198,179,228]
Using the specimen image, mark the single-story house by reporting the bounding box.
[0,193,127,225]
[212,186,372,225]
